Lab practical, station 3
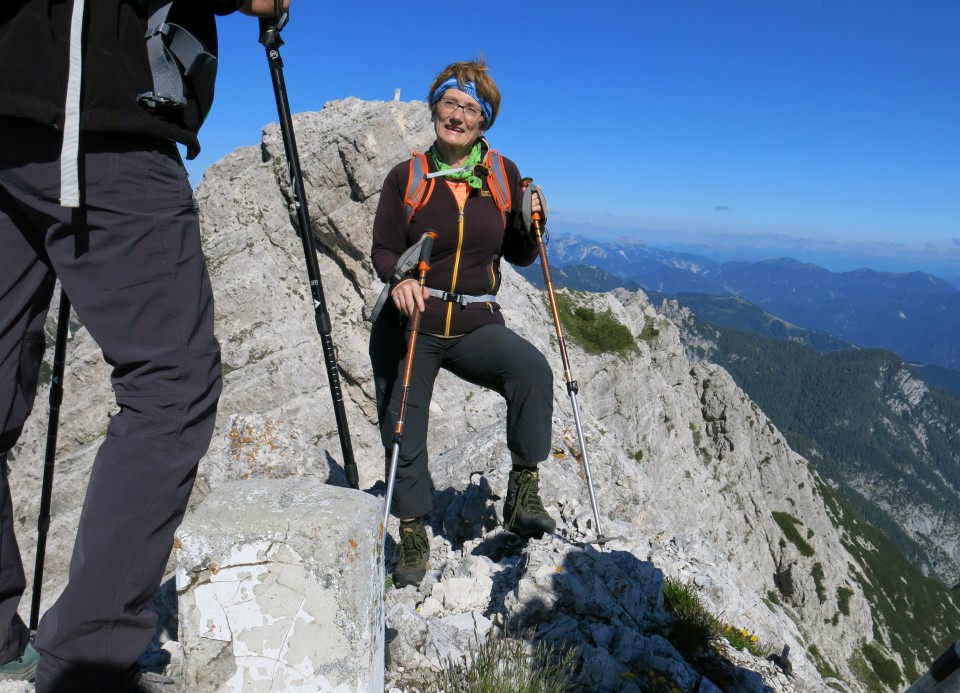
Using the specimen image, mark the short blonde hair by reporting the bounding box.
[427,59,501,128]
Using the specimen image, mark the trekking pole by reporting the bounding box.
[30,290,71,631]
[258,13,359,489]
[521,180,613,546]
[380,232,437,552]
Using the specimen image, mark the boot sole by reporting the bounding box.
[504,525,555,540]
[393,565,429,588]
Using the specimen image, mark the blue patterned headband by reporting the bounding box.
[430,77,493,130]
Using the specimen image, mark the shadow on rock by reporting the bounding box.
[491,544,774,692]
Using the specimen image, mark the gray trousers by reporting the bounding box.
[0,116,222,691]
[370,318,553,520]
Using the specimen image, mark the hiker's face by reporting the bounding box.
[433,88,483,154]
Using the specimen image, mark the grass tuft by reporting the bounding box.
[662,578,769,658]
[662,577,721,655]
[424,629,576,693]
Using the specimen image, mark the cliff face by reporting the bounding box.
[10,98,892,691]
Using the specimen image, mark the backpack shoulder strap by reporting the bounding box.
[139,0,184,110]
[483,149,511,224]
[138,0,218,125]
[403,152,435,223]
[404,149,510,224]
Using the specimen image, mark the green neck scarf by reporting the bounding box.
[429,142,483,189]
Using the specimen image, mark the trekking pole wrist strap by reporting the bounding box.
[370,232,434,323]
[521,181,549,230]
[390,272,415,286]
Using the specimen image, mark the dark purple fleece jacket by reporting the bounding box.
[371,143,540,336]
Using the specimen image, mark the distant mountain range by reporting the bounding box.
[517,234,960,373]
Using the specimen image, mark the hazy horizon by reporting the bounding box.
[550,221,960,289]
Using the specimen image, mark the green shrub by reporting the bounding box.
[812,562,827,604]
[553,294,638,356]
[639,320,660,341]
[861,642,902,690]
[690,425,712,463]
[837,587,854,616]
[772,511,816,557]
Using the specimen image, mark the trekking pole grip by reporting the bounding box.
[417,231,437,276]
[521,178,553,279]
[520,178,545,222]
[404,231,436,337]
[521,177,549,250]
[258,5,289,48]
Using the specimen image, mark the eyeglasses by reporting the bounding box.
[436,97,484,123]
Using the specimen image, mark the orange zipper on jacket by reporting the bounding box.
[445,201,465,336]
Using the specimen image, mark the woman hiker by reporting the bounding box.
[370,59,555,588]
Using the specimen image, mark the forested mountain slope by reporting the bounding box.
[659,299,960,587]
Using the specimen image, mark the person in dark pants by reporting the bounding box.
[0,1,288,690]
[370,59,555,590]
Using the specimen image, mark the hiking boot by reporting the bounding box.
[0,642,39,682]
[503,468,556,539]
[393,519,429,588]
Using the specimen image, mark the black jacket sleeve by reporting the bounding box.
[501,157,540,267]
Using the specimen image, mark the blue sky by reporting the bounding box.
[192,1,959,271]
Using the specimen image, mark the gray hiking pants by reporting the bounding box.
[0,116,222,691]
[370,318,553,520]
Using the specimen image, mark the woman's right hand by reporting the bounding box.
[391,278,428,317]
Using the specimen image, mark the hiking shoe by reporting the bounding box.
[393,520,429,588]
[503,468,556,539]
[0,642,39,682]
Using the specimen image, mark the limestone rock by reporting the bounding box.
[175,479,383,692]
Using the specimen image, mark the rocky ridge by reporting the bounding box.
[5,98,893,692]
